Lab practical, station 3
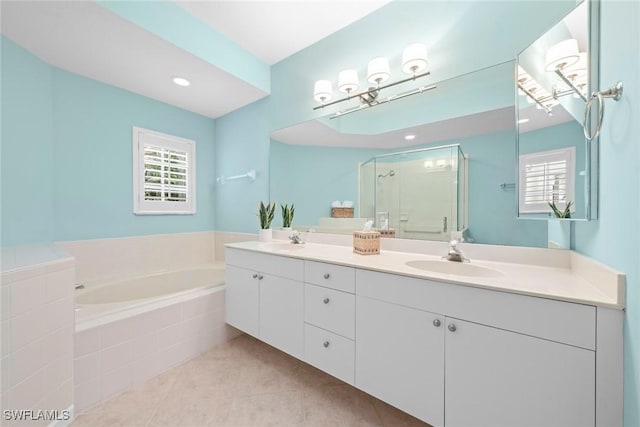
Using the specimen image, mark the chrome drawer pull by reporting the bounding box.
[323,341,330,348]
[323,273,330,279]
[323,298,330,304]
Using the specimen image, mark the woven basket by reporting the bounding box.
[331,207,354,218]
[379,228,396,238]
[353,231,381,255]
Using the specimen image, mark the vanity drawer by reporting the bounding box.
[305,261,355,293]
[356,269,596,350]
[305,283,355,339]
[226,248,303,281]
[304,323,355,385]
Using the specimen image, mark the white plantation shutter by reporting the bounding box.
[519,147,575,214]
[133,127,196,214]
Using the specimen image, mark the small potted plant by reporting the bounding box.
[281,203,295,231]
[548,200,573,219]
[258,201,276,241]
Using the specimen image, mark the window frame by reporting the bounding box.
[519,147,576,214]
[132,127,196,215]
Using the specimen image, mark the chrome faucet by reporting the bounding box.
[446,240,469,263]
[289,230,304,244]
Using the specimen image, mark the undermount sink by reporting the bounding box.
[405,259,503,278]
[262,242,306,251]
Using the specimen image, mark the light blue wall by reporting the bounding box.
[269,141,384,227]
[214,99,270,233]
[268,1,576,131]
[52,69,217,241]
[1,36,217,244]
[573,1,640,425]
[1,39,55,246]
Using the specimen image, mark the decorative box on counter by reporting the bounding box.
[331,207,354,218]
[353,231,381,255]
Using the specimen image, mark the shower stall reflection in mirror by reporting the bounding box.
[359,144,468,241]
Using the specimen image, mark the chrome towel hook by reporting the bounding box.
[583,81,624,141]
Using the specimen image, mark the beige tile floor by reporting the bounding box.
[71,334,432,427]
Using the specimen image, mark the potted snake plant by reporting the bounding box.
[281,203,295,231]
[258,201,276,241]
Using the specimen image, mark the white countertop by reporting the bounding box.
[225,240,625,310]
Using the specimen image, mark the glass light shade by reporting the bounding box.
[313,80,333,103]
[338,69,359,94]
[402,43,428,75]
[367,57,390,85]
[544,39,580,71]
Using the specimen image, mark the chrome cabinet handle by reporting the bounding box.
[323,341,330,348]
[252,273,258,279]
[433,319,441,327]
[258,275,263,280]
[448,323,457,332]
[323,273,330,279]
[323,298,330,304]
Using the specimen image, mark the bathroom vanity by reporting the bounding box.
[224,241,624,427]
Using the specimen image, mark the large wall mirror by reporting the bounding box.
[516,0,599,221]
[270,62,551,248]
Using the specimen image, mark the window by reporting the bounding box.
[519,147,575,214]
[132,127,195,215]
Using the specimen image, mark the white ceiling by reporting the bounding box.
[176,0,391,65]
[271,107,517,149]
[1,0,389,118]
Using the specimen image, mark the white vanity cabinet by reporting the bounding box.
[225,245,623,427]
[356,269,599,427]
[444,317,594,427]
[303,261,356,384]
[225,248,304,358]
[356,295,445,425]
[224,264,260,337]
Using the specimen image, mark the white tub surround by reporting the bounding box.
[73,283,239,413]
[56,231,215,284]
[1,244,75,427]
[225,240,625,427]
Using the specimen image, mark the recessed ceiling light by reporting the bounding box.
[173,77,190,87]
[404,134,416,140]
[518,118,530,124]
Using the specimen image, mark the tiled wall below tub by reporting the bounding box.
[1,248,75,426]
[56,231,216,284]
[73,288,240,413]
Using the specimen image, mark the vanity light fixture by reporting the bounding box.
[517,66,555,114]
[404,134,416,141]
[544,39,588,102]
[312,42,434,117]
[172,77,191,87]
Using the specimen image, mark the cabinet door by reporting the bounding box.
[445,318,595,427]
[260,273,303,359]
[225,265,259,337]
[356,296,444,426]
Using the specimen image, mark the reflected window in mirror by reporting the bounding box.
[519,147,575,215]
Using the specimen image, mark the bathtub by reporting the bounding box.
[75,264,225,330]
[73,263,240,412]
